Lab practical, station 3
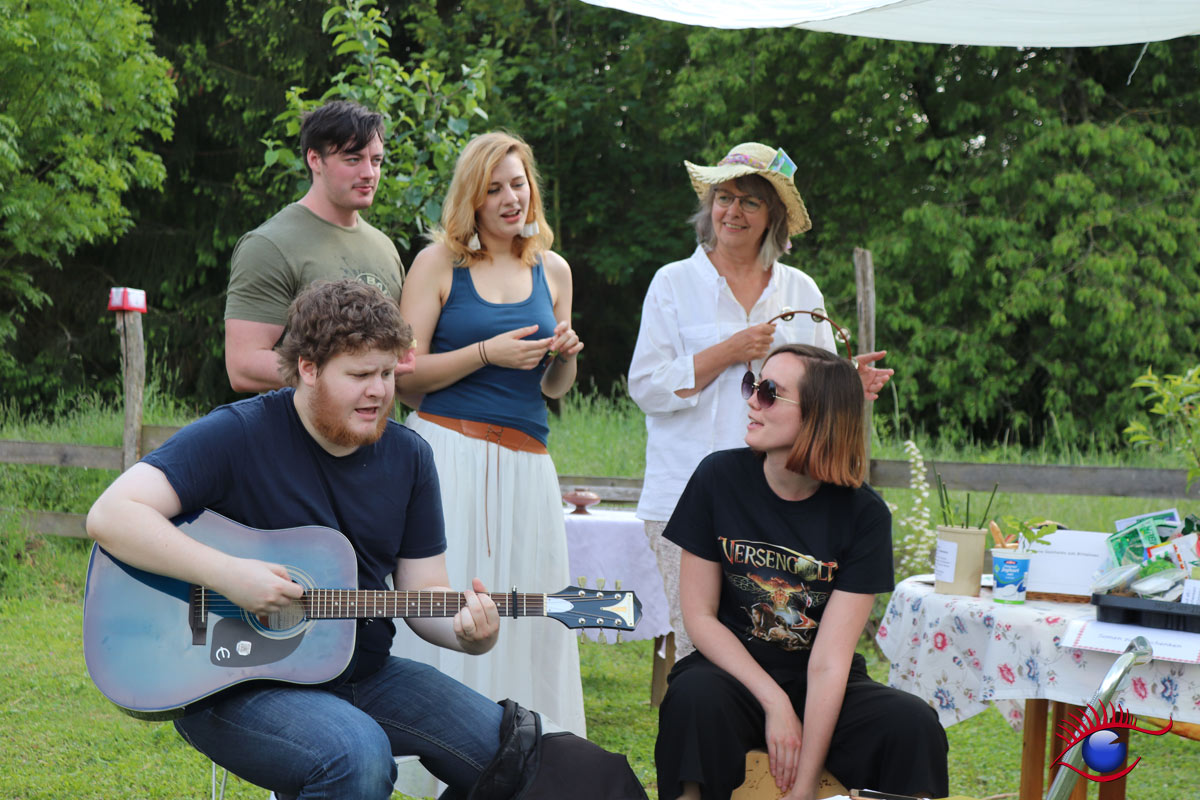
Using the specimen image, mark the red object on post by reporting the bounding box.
[107,287,147,313]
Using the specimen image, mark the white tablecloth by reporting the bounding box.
[876,576,1200,730]
[564,508,672,643]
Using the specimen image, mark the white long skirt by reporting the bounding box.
[391,414,586,739]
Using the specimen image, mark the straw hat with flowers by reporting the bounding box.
[684,142,812,236]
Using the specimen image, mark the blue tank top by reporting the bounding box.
[419,261,558,444]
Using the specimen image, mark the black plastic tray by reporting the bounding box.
[1091,593,1200,634]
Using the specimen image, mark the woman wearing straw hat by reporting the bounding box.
[628,143,893,661]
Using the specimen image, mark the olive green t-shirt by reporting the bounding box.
[225,203,405,326]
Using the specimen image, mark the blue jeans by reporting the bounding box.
[174,656,503,799]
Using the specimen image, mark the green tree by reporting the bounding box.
[9,0,490,409]
[0,0,175,400]
[407,0,694,390]
[259,0,490,252]
[670,31,1200,447]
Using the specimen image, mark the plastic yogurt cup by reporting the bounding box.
[992,549,1032,604]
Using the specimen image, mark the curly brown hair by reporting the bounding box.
[275,279,412,386]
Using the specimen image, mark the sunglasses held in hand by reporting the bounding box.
[744,309,857,373]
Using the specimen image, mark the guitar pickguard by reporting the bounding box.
[210,618,305,668]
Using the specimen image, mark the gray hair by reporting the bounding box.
[689,174,791,270]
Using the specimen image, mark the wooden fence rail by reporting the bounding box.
[7,426,1198,539]
[6,264,1197,540]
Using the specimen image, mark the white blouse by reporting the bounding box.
[628,246,837,521]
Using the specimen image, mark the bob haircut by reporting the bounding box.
[766,343,865,488]
[275,279,413,387]
[690,174,791,270]
[432,131,554,268]
[298,100,386,181]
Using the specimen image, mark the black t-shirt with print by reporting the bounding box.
[665,448,894,671]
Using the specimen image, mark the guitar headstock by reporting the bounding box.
[545,586,642,630]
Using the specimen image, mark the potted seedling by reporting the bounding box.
[932,477,999,597]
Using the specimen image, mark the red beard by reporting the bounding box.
[307,376,390,450]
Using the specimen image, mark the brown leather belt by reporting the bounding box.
[417,411,548,454]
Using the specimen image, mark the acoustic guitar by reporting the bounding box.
[82,509,641,719]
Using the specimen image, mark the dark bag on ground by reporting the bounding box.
[466,699,648,800]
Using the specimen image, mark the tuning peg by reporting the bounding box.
[597,630,607,644]
[615,579,622,591]
[615,632,623,644]
[596,577,606,589]
[577,576,587,587]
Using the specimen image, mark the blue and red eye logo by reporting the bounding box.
[1051,701,1173,781]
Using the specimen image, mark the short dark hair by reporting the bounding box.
[768,343,866,487]
[298,100,386,179]
[275,279,412,386]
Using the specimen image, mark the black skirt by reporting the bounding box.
[654,649,948,800]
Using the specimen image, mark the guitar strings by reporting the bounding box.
[192,589,550,618]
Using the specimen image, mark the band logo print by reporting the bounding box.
[718,537,837,582]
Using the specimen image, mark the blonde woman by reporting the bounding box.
[391,131,586,737]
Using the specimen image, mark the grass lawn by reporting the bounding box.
[1,535,1195,800]
[2,391,1198,798]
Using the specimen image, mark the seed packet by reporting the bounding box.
[1115,508,1180,534]
[1130,567,1187,597]
[1107,519,1163,565]
[1165,533,1200,570]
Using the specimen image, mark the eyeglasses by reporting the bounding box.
[714,191,764,214]
[744,309,857,372]
[741,370,799,408]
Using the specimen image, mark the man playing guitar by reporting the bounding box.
[86,278,504,799]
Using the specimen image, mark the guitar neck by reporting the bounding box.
[296,589,546,620]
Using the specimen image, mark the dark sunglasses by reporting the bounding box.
[741,370,799,408]
[745,309,857,371]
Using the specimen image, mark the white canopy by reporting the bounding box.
[578,0,1200,47]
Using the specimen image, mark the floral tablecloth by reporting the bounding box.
[876,576,1200,730]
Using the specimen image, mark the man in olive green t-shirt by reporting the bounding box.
[224,100,405,392]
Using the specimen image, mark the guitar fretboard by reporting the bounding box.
[295,590,547,620]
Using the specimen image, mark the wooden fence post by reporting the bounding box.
[109,288,147,472]
[854,248,876,473]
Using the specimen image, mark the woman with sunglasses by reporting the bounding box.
[389,132,586,744]
[655,344,947,800]
[628,142,893,661]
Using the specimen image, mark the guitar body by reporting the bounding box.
[82,509,358,719]
[84,509,643,720]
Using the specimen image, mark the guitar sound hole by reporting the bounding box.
[263,605,307,631]
[247,567,316,637]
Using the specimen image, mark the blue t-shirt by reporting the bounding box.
[418,261,557,443]
[142,389,446,678]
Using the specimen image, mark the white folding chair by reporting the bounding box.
[212,761,228,800]
[1044,635,1152,800]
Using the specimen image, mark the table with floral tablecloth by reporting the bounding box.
[876,576,1200,730]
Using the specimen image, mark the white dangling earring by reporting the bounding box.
[521,220,540,238]
[467,231,481,250]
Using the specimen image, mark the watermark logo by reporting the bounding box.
[1050,701,1173,782]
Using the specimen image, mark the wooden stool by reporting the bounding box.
[650,632,675,707]
[730,749,847,800]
